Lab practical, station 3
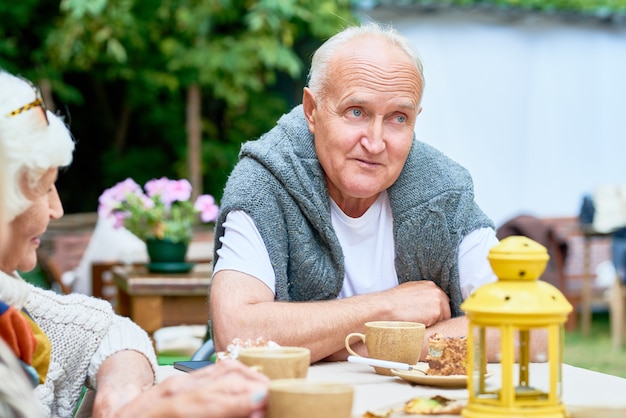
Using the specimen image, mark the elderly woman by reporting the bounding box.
[0,130,42,418]
[0,70,269,418]
[0,70,158,417]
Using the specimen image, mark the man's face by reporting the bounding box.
[303,36,423,216]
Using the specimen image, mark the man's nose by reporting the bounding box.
[363,118,386,153]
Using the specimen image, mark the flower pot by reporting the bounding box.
[146,238,194,273]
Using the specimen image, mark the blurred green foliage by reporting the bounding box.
[379,0,626,16]
[2,0,622,213]
[0,0,356,212]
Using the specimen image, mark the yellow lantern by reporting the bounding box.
[461,236,573,418]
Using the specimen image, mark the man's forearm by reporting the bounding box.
[214,292,396,362]
[210,272,453,362]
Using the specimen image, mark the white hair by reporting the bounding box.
[0,137,5,251]
[0,70,75,221]
[307,22,425,102]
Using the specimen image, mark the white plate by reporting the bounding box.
[391,362,488,388]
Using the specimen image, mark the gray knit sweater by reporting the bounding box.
[214,105,494,316]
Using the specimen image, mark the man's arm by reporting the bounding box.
[210,270,452,363]
[211,272,548,364]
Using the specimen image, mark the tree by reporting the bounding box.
[41,0,356,210]
[5,0,623,212]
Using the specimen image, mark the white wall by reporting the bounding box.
[363,7,626,227]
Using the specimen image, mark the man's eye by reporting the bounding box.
[396,115,406,123]
[350,109,362,117]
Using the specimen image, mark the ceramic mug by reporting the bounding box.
[237,346,310,380]
[267,378,354,418]
[345,321,425,376]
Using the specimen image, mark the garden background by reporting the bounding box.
[3,0,626,377]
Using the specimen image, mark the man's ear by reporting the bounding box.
[302,87,316,134]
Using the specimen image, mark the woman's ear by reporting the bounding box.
[19,167,56,201]
[19,169,37,201]
[302,87,317,134]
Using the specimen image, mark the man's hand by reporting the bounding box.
[382,281,452,326]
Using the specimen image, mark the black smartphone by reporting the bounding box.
[173,360,214,373]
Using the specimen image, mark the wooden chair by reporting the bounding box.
[542,218,608,332]
[542,219,626,345]
[496,214,569,290]
[36,247,71,294]
[609,277,626,349]
[91,261,133,303]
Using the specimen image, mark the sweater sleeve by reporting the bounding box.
[25,285,157,417]
[87,315,158,389]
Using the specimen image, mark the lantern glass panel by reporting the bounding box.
[472,325,561,404]
[471,325,495,400]
[510,327,551,405]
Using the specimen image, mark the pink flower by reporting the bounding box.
[194,194,219,223]
[145,177,192,205]
[167,179,193,203]
[97,178,141,218]
[139,194,155,210]
[98,176,219,243]
[145,177,171,198]
[112,211,128,229]
[97,188,119,218]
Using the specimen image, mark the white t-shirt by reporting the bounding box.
[214,190,498,299]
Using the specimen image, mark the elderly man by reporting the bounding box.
[210,22,501,363]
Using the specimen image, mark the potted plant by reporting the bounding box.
[98,177,219,271]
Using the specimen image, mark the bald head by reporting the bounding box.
[307,22,425,104]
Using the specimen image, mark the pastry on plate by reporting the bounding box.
[404,395,464,415]
[215,337,280,360]
[362,408,394,418]
[425,333,467,376]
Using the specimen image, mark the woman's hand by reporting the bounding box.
[108,360,269,418]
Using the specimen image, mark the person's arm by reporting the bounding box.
[106,360,269,418]
[92,350,154,418]
[210,270,451,363]
[211,211,451,363]
[86,316,158,417]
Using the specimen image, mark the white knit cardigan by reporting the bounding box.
[0,271,158,417]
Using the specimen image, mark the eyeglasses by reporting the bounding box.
[6,78,50,126]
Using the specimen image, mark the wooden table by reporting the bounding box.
[112,264,212,338]
[159,361,626,417]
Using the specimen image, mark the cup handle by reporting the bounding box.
[344,332,366,357]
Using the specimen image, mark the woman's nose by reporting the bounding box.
[49,186,64,219]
